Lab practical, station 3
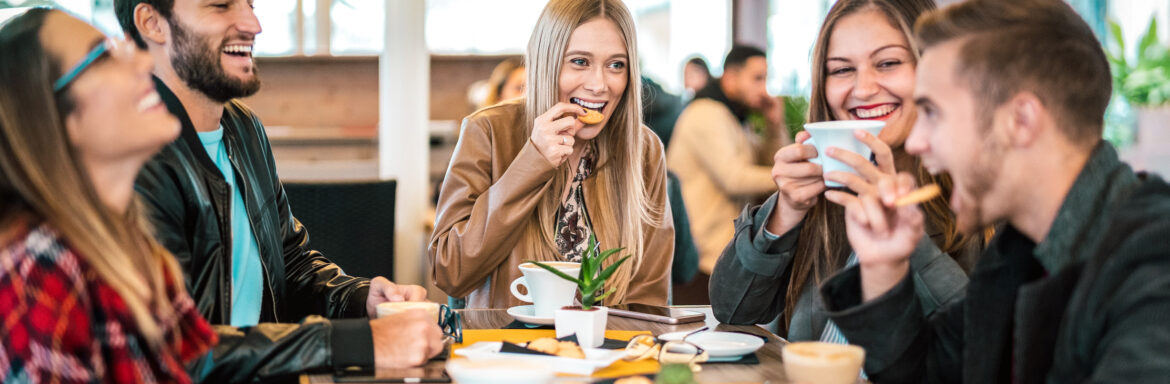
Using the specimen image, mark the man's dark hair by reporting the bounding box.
[916,0,1111,144]
[722,45,766,72]
[115,0,174,48]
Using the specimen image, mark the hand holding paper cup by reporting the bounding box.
[803,120,885,188]
[375,301,441,321]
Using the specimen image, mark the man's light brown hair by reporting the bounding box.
[916,0,1111,144]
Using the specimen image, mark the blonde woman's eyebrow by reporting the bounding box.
[565,51,629,61]
[871,44,912,57]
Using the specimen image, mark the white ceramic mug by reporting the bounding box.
[510,262,581,318]
[375,301,441,321]
[803,120,886,188]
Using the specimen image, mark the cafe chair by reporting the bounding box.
[283,179,396,280]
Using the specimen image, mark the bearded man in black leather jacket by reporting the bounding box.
[117,0,446,381]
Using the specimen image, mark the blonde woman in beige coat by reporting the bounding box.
[430,0,674,310]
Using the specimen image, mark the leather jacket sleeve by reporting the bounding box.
[709,193,803,325]
[429,113,559,297]
[187,317,374,383]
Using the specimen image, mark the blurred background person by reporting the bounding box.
[682,56,713,102]
[667,45,783,304]
[639,73,697,286]
[0,8,215,382]
[480,57,526,109]
[431,0,674,309]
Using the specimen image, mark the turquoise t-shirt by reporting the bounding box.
[198,127,263,327]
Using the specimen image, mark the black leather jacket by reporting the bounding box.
[136,77,374,382]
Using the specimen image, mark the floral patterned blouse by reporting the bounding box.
[555,142,598,262]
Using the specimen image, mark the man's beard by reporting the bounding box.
[169,20,260,103]
[955,133,1006,234]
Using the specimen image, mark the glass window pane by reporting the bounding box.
[632,0,730,93]
[424,0,545,54]
[331,0,383,55]
[766,0,834,96]
[90,0,121,38]
[255,0,298,56]
[302,0,317,54]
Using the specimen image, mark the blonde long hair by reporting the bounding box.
[522,0,663,303]
[0,8,184,348]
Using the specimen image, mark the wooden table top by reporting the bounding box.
[305,306,791,383]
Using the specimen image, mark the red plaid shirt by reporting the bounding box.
[0,223,216,383]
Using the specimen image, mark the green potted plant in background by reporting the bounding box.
[1106,16,1170,173]
[529,234,630,348]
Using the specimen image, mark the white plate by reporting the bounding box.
[657,331,765,358]
[507,305,555,325]
[453,341,626,375]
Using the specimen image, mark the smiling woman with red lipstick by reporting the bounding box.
[710,0,984,350]
[431,0,674,310]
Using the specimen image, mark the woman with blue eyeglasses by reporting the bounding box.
[0,8,216,383]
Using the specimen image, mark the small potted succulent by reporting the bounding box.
[529,234,630,348]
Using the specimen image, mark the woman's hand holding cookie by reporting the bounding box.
[532,102,586,166]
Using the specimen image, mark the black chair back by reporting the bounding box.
[283,179,396,279]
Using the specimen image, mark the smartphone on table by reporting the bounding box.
[607,304,705,324]
[333,366,451,383]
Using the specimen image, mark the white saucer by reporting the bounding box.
[506,305,555,325]
[657,331,765,358]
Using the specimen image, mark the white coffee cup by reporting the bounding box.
[510,262,581,318]
[375,301,441,321]
[803,120,886,188]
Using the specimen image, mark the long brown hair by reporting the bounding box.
[521,0,665,303]
[0,8,184,348]
[784,0,976,328]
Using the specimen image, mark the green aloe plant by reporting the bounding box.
[529,234,630,310]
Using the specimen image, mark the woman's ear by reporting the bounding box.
[64,107,84,146]
[134,3,168,47]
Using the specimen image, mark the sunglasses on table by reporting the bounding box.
[53,37,136,93]
[623,334,709,365]
[438,304,462,344]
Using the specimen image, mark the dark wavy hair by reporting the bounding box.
[115,0,175,48]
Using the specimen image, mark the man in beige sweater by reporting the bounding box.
[668,46,785,300]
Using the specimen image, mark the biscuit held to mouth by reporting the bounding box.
[578,109,605,125]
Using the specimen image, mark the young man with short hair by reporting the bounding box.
[820,0,1170,382]
[116,0,445,380]
[667,45,786,292]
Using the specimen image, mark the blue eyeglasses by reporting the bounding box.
[53,38,134,93]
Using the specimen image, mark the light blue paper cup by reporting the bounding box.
[803,120,886,188]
